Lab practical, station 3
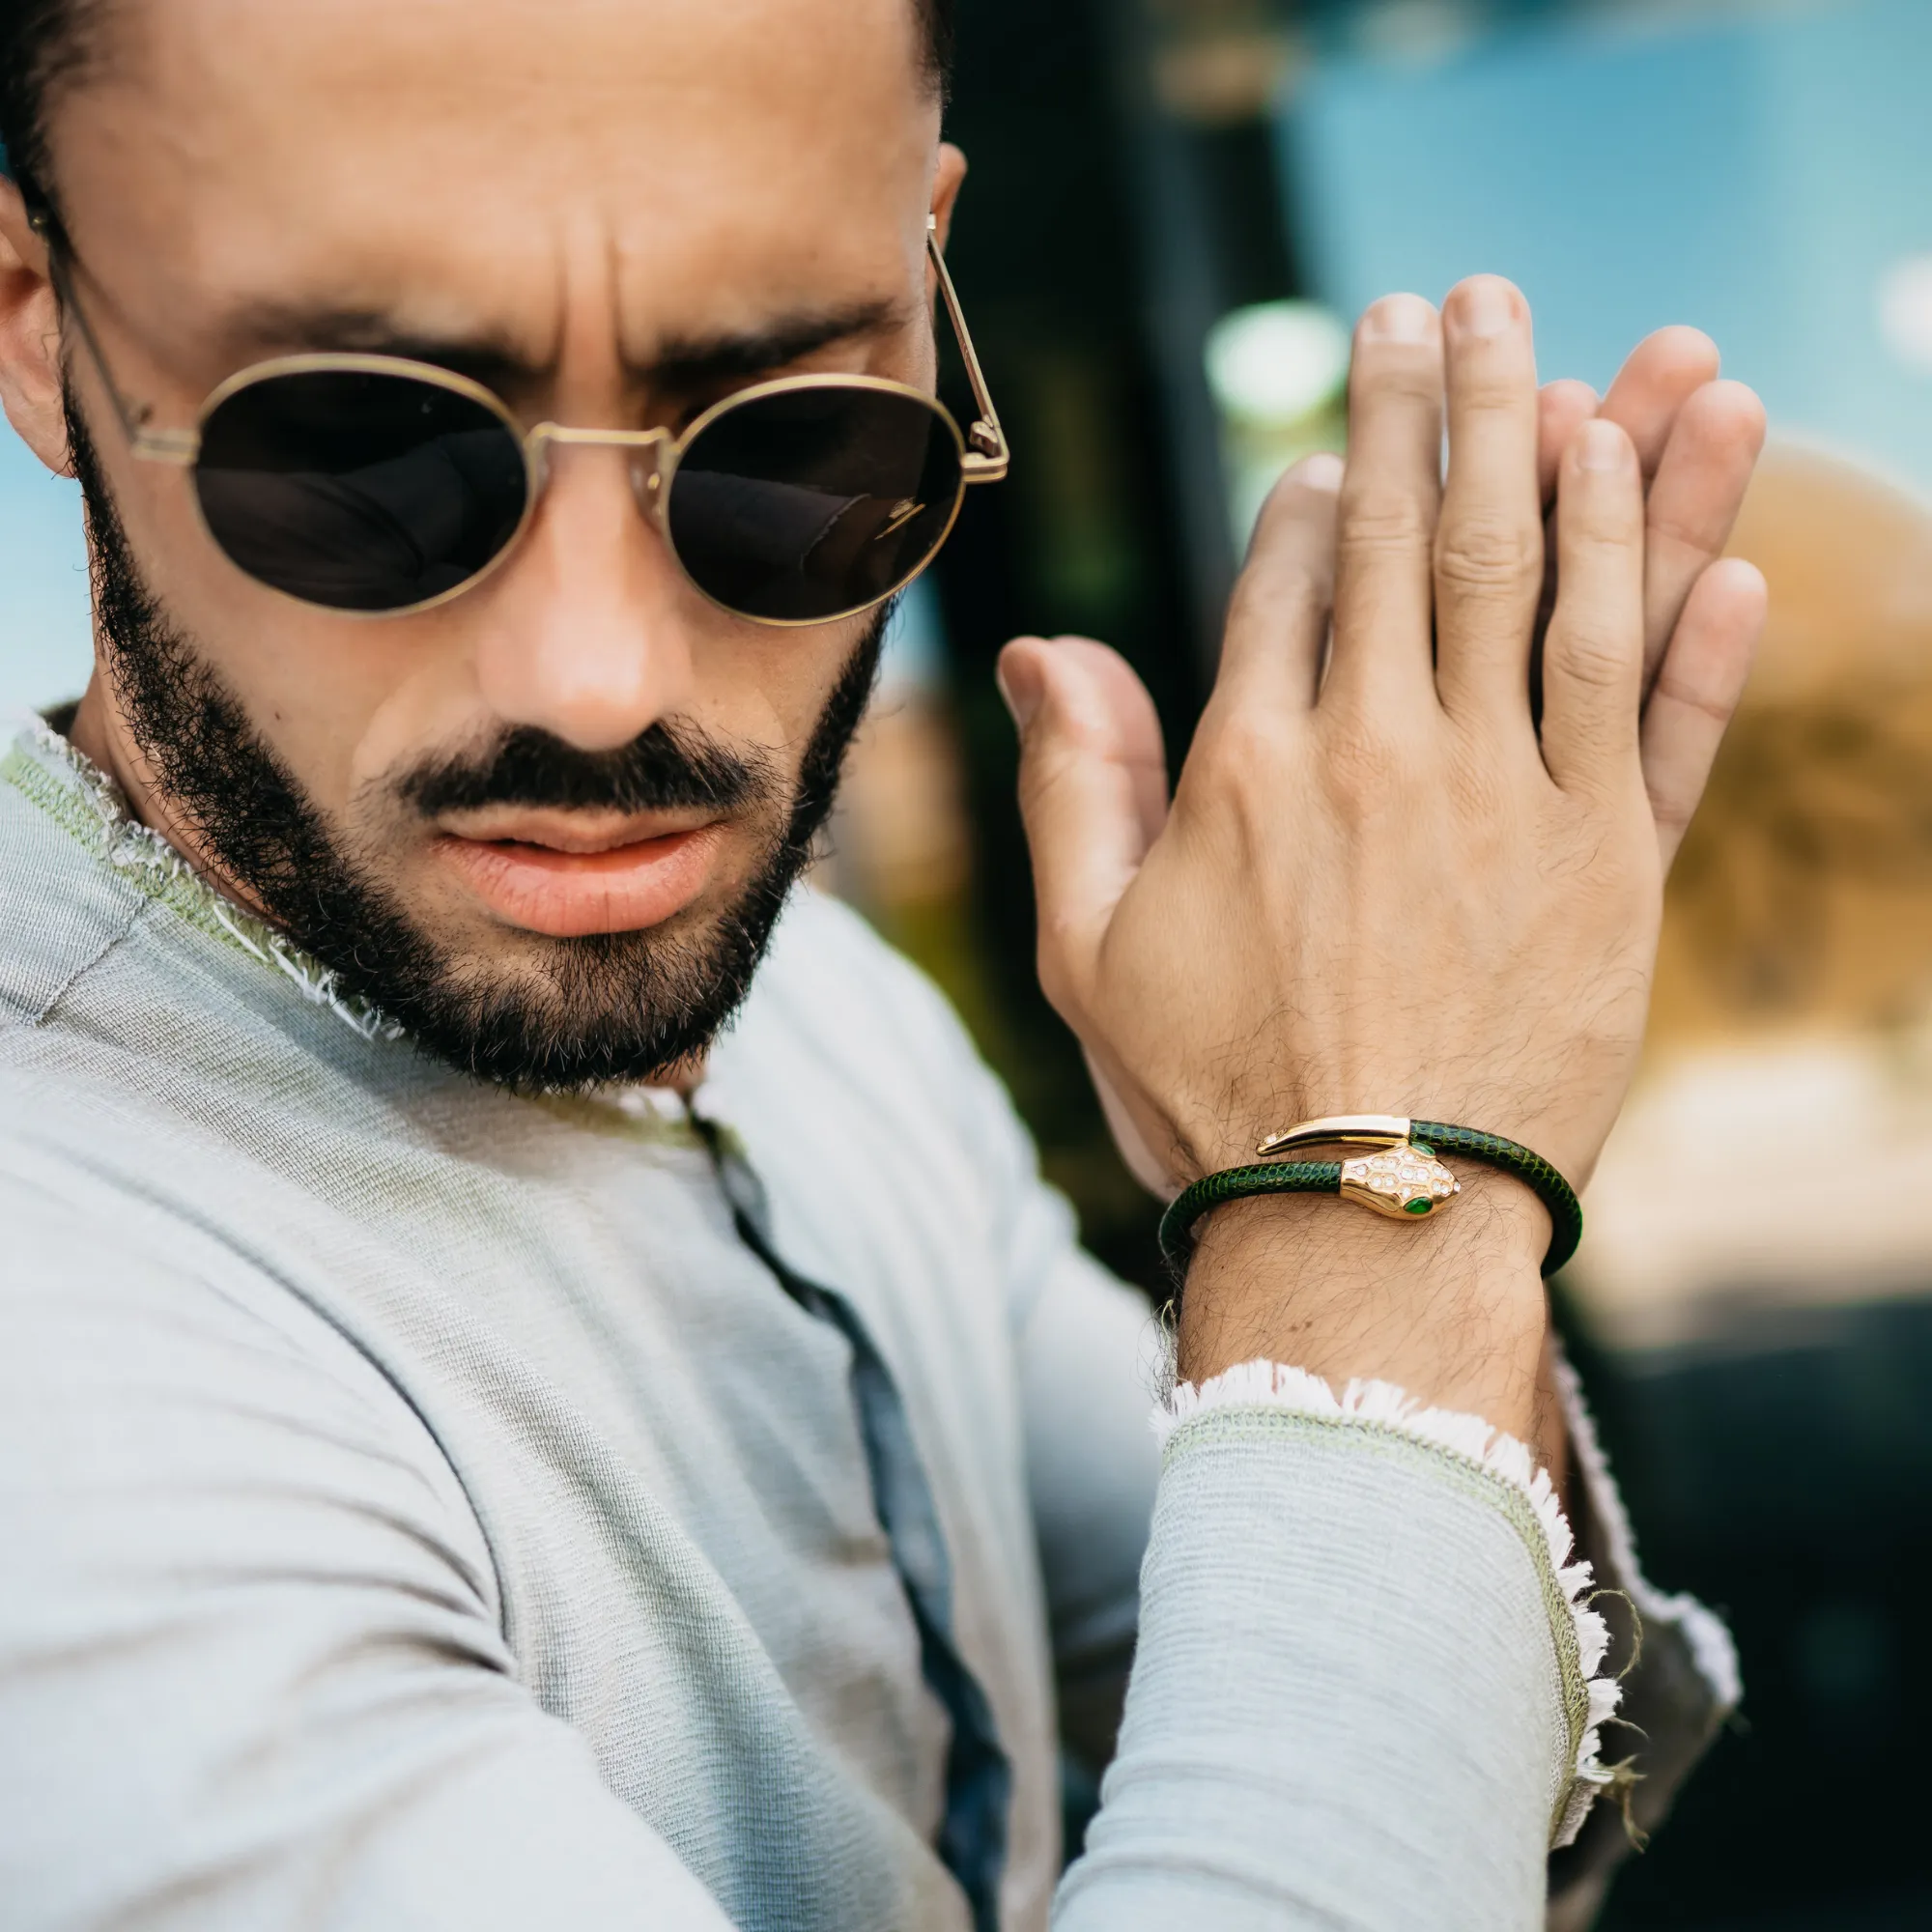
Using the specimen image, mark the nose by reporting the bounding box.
[469,440,695,753]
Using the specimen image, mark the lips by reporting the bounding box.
[433,816,726,938]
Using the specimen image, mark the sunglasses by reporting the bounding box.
[43,213,1008,627]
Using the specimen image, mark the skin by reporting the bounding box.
[1002,289,1767,1440]
[0,0,1766,1448]
[0,0,962,1000]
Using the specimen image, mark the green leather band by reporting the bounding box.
[1157,1160,1341,1282]
[1409,1121,1582,1278]
[1157,1122,1581,1283]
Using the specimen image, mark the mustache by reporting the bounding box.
[396,721,778,820]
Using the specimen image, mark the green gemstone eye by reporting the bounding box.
[1404,1198,1433,1215]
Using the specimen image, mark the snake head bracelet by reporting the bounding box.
[1158,1113,1580,1281]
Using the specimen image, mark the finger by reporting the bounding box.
[999,636,1168,1010]
[1533,383,1600,645]
[1598,326,1721,478]
[1538,379,1598,503]
[1640,557,1767,870]
[1216,450,1344,711]
[1539,418,1646,792]
[1635,379,1767,688]
[1434,276,1545,718]
[1323,293,1443,710]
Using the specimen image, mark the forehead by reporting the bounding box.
[55,0,938,358]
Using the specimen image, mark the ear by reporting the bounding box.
[0,180,72,477]
[929,142,967,251]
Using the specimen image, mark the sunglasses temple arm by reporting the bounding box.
[926,225,1009,484]
[35,218,200,466]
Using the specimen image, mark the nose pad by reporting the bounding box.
[626,444,668,531]
[526,437,555,500]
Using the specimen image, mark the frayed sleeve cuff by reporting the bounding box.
[1055,1359,1633,1932]
[1155,1361,1625,1850]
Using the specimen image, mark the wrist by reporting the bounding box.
[1175,1168,1550,1438]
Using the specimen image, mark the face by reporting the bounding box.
[5,0,963,1086]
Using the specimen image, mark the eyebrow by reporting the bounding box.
[216,296,909,395]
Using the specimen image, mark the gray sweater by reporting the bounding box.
[0,717,1733,1929]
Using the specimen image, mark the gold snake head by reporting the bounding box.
[1339,1143,1463,1221]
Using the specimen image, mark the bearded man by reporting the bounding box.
[0,1,1770,1927]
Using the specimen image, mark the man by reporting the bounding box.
[0,0,1769,1926]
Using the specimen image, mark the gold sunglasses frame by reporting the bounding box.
[43,213,1009,628]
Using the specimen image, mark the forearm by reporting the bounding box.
[1177,1173,1554,1450]
[1044,1186,1623,1931]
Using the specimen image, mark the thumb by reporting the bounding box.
[998,635,1165,1014]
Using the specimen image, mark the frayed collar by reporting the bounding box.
[5,715,406,1043]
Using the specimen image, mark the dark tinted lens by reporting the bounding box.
[193,369,529,611]
[668,385,963,622]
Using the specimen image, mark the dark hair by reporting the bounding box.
[0,0,96,213]
[917,0,955,98]
[0,0,954,213]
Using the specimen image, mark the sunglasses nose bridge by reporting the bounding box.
[526,422,672,525]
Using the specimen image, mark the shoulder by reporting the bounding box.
[0,1091,492,1595]
[0,718,153,1028]
[0,1134,528,1928]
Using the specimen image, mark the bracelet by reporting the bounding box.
[1156,1114,1582,1281]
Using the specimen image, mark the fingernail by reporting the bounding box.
[1359,293,1435,344]
[1577,419,1629,472]
[996,652,1042,733]
[1296,450,1345,492]
[1453,277,1517,338]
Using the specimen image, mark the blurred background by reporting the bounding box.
[7,0,1931,1919]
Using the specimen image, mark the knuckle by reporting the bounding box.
[1549,619,1637,691]
[1645,510,1714,561]
[1014,744,1092,832]
[1645,777,1695,840]
[1350,352,1444,407]
[1566,489,1644,548]
[1227,556,1321,629]
[1651,667,1735,727]
[1435,514,1540,592]
[1456,366,1527,414]
[1198,708,1297,792]
[1317,718,1409,818]
[1339,483,1434,558]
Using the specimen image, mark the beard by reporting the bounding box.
[66,395,884,1091]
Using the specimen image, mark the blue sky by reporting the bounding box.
[0,430,91,717]
[1283,0,1932,502]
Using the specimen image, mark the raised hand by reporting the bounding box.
[998,281,1767,1435]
